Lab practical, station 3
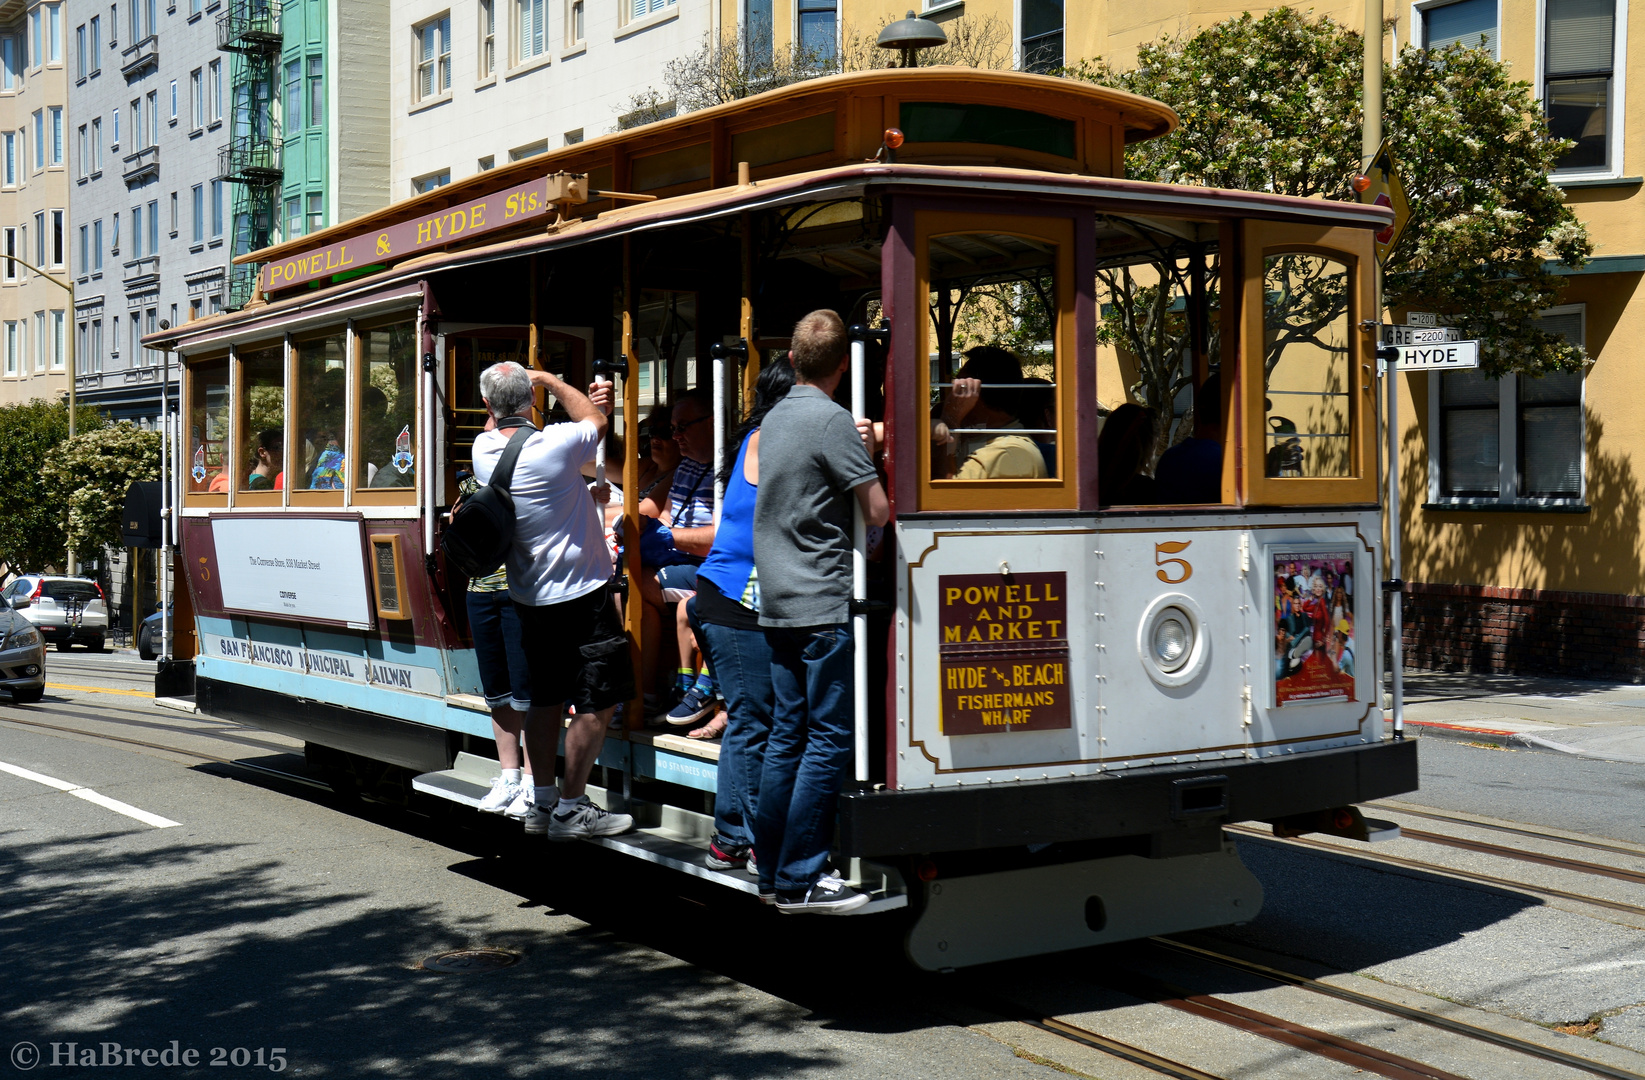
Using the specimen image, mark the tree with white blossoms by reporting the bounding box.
[42,422,160,564]
[1068,8,1593,445]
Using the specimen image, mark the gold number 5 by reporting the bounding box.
[1155,540,1193,584]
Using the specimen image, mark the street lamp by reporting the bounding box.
[5,253,78,575]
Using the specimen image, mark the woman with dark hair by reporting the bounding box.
[687,357,797,874]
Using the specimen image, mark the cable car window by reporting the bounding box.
[626,289,696,407]
[927,232,1059,482]
[359,320,418,494]
[1262,253,1353,478]
[294,332,348,492]
[186,355,228,497]
[899,102,1076,159]
[448,333,528,472]
[236,343,284,494]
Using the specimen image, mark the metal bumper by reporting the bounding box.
[839,737,1419,857]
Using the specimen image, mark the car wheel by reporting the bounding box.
[138,629,157,661]
[54,640,71,653]
[89,636,107,653]
[9,686,43,704]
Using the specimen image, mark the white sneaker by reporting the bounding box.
[478,777,522,814]
[507,784,555,821]
[520,805,552,835]
[545,797,634,841]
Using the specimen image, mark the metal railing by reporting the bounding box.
[218,135,282,184]
[216,0,282,51]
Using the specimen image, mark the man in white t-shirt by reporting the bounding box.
[471,361,634,841]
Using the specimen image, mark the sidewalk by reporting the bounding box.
[1396,671,1645,764]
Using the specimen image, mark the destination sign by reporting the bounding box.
[937,571,1071,736]
[261,172,566,293]
[1388,339,1479,372]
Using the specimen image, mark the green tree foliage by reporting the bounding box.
[0,401,105,578]
[1069,7,1594,423]
[42,422,159,563]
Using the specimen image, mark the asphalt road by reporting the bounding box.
[4,654,1645,1078]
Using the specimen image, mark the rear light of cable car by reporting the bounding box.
[914,858,938,883]
[1332,808,1356,832]
[882,127,905,150]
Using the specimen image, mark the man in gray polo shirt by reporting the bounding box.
[752,309,889,914]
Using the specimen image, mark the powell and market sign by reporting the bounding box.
[259,172,569,293]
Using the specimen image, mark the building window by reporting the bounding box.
[169,190,177,235]
[93,218,102,269]
[796,0,835,61]
[567,0,583,44]
[110,211,118,253]
[31,110,42,169]
[4,322,15,375]
[518,0,546,59]
[49,107,61,165]
[146,198,158,253]
[146,90,157,146]
[480,0,495,74]
[1433,308,1586,503]
[1421,0,1497,54]
[34,311,45,371]
[284,58,300,127]
[50,210,62,267]
[210,179,223,236]
[3,131,14,185]
[413,169,450,193]
[625,0,673,24]
[28,9,39,69]
[191,184,203,242]
[1544,0,1616,173]
[92,117,102,171]
[51,310,63,370]
[2,228,15,280]
[76,22,84,78]
[477,153,495,170]
[285,196,300,238]
[416,15,451,101]
[112,106,119,146]
[77,224,86,273]
[76,124,85,178]
[509,140,547,161]
[47,4,62,64]
[91,319,101,370]
[306,192,322,232]
[563,129,582,145]
[169,78,177,120]
[145,308,157,364]
[33,211,43,265]
[1021,0,1063,73]
[131,203,142,257]
[89,15,98,72]
[307,56,323,126]
[209,59,222,121]
[2,36,16,90]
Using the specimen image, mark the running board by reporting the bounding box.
[412,752,907,914]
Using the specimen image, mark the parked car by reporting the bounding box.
[137,604,172,661]
[0,575,109,652]
[0,605,45,703]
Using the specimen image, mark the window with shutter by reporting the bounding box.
[1544,0,1615,172]
[1422,0,1496,55]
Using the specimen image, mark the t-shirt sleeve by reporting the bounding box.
[821,410,878,491]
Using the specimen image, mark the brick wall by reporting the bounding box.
[1400,582,1645,682]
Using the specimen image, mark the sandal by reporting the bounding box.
[687,711,728,740]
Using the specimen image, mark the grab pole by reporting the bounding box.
[707,341,747,528]
[848,332,869,783]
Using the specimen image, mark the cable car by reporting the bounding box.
[155,67,1416,970]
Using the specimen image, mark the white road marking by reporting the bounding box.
[0,759,181,828]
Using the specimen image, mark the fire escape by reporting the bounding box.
[217,0,282,309]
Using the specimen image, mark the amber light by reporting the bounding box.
[1351,173,1372,193]
[915,858,939,882]
[883,127,906,149]
[1332,808,1356,831]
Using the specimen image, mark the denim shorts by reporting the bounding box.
[466,590,531,712]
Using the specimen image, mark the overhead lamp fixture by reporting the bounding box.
[876,10,947,67]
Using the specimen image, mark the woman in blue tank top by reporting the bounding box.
[689,360,795,872]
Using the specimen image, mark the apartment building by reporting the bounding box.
[0,0,71,407]
[390,0,710,195]
[67,0,389,426]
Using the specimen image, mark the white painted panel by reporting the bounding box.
[212,516,374,628]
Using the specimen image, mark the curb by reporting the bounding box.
[1400,719,1553,751]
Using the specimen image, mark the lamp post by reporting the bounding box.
[7,254,78,574]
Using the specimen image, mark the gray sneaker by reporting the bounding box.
[545,797,634,841]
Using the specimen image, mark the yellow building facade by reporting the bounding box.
[0,0,71,408]
[724,0,1642,676]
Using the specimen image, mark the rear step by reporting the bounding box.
[413,752,907,914]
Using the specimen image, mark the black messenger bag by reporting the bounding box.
[441,419,534,579]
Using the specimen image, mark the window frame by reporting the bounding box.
[517,0,547,60]
[480,0,496,75]
[414,14,452,103]
[1537,0,1628,178]
[1019,0,1064,74]
[1426,303,1589,507]
[1412,0,1501,57]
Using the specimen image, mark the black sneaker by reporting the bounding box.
[775,873,870,915]
[705,839,750,870]
[757,886,777,906]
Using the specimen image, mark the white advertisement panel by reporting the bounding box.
[213,517,374,628]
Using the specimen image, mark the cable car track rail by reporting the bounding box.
[1367,802,1645,862]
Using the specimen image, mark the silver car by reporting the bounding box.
[1,575,109,652]
[0,606,45,703]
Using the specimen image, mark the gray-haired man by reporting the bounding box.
[471,361,634,840]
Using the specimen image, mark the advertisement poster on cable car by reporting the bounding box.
[1272,548,1356,706]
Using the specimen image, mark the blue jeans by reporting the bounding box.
[755,625,854,893]
[695,615,775,850]
[466,590,531,711]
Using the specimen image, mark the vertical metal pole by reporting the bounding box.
[711,348,725,526]
[160,411,172,662]
[849,336,869,783]
[1364,0,1401,738]
[621,237,643,729]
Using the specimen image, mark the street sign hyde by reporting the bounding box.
[1387,339,1479,371]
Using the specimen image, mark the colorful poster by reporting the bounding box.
[1272,549,1357,706]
